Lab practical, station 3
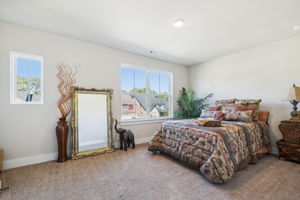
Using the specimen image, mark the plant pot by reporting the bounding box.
[56,117,69,162]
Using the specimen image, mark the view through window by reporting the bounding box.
[121,65,172,120]
[10,52,43,104]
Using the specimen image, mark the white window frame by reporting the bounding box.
[10,51,44,104]
[120,63,173,125]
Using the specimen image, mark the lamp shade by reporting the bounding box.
[286,84,300,101]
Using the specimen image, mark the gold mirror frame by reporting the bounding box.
[71,87,114,159]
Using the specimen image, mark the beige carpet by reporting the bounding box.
[0,144,299,200]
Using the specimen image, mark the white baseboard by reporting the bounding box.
[114,136,152,149]
[136,136,152,144]
[3,136,275,170]
[3,152,57,170]
[3,136,152,170]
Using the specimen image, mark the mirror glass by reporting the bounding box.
[78,93,108,152]
[72,87,114,159]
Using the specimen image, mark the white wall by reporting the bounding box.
[189,35,300,154]
[0,21,188,168]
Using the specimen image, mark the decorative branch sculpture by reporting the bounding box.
[56,63,77,119]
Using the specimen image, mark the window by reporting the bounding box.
[121,64,172,121]
[10,52,43,104]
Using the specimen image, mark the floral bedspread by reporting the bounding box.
[148,119,271,183]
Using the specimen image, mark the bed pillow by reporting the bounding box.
[235,99,261,121]
[235,99,262,105]
[258,111,270,124]
[237,104,259,121]
[234,105,255,112]
[234,105,255,119]
[199,110,221,120]
[208,106,221,111]
[215,99,236,106]
[224,110,253,122]
[221,104,239,113]
[215,112,225,121]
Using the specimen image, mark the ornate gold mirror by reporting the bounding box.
[71,87,114,159]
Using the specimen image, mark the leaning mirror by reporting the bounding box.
[71,87,114,159]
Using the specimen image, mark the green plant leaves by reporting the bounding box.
[174,87,212,119]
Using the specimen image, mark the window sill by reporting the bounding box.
[120,117,173,126]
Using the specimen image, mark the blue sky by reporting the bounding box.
[17,58,41,78]
[121,67,169,94]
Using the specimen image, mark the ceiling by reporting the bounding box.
[0,0,300,66]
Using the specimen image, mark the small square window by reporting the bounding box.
[10,52,43,104]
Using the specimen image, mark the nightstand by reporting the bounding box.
[277,120,300,162]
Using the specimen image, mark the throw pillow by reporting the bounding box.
[208,106,222,111]
[199,110,221,120]
[221,104,239,114]
[235,99,262,105]
[224,110,253,122]
[215,112,225,121]
[237,104,259,121]
[215,99,236,106]
[258,111,270,124]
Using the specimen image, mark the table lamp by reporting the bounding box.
[286,84,300,119]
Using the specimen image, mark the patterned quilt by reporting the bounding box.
[148,119,271,183]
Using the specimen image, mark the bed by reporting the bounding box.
[148,115,271,183]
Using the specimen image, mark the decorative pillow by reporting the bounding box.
[238,110,254,122]
[215,112,225,121]
[199,110,221,120]
[234,105,255,112]
[215,99,236,106]
[221,104,239,114]
[208,106,221,111]
[234,105,255,120]
[224,110,253,122]
[238,104,259,121]
[235,100,262,122]
[235,99,262,105]
[224,112,239,121]
[258,111,270,124]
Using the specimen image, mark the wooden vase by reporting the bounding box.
[56,117,69,162]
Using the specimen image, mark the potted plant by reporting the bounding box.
[174,87,212,119]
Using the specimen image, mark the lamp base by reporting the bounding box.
[290,100,299,119]
[290,111,299,119]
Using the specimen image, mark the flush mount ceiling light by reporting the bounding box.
[173,19,184,28]
[294,25,300,31]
